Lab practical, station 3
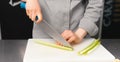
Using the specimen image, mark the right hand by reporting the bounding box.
[26,0,43,24]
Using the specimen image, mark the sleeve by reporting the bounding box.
[9,0,22,7]
[79,0,104,36]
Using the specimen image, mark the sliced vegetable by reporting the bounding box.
[33,39,73,51]
[78,39,101,55]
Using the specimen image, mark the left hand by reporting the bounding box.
[61,30,80,44]
[56,28,87,45]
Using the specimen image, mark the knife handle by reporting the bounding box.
[20,2,38,20]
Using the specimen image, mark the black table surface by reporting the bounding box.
[0,39,120,62]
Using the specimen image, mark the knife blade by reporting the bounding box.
[39,20,72,48]
[20,2,72,48]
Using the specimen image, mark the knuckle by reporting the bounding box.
[72,36,76,40]
[39,17,43,21]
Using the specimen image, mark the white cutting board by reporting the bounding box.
[23,38,115,62]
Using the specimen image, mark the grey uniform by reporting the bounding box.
[33,0,104,38]
[10,0,104,38]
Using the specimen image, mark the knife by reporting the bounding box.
[20,2,72,48]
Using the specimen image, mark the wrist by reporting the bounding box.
[75,28,87,43]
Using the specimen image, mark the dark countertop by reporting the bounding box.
[101,39,120,59]
[0,39,120,62]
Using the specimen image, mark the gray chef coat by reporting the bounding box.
[33,0,104,39]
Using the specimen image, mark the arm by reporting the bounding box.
[61,0,104,44]
[74,0,104,43]
[78,0,104,36]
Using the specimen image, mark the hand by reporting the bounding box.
[60,28,87,45]
[61,30,80,44]
[26,0,43,24]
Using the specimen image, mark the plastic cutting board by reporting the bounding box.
[23,38,115,62]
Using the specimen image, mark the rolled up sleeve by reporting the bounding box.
[79,0,104,36]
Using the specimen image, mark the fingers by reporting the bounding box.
[26,8,35,21]
[61,30,70,40]
[26,9,29,16]
[56,41,63,46]
[67,36,75,43]
[31,10,36,21]
[35,11,43,24]
[25,0,43,24]
[26,9,42,23]
[61,30,76,43]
